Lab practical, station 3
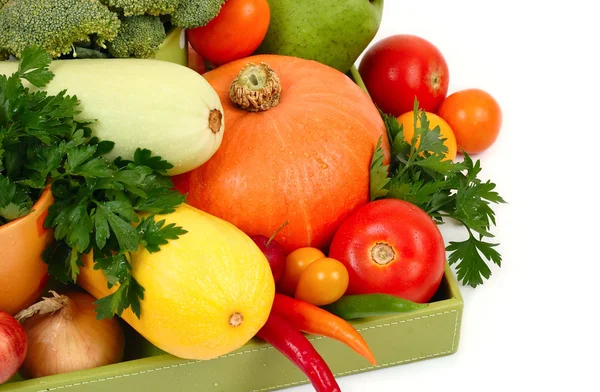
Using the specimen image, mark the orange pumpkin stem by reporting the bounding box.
[228,62,282,112]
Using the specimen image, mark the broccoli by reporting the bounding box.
[170,0,225,29]
[0,0,121,59]
[100,0,180,16]
[107,14,166,59]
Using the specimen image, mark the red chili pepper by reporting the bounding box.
[257,311,341,392]
[272,293,377,366]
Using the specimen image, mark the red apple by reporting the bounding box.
[0,311,27,384]
[250,222,289,283]
[186,42,207,75]
[170,171,191,196]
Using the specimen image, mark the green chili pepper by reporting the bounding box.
[322,293,428,320]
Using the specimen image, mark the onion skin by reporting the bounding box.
[0,311,27,384]
[17,291,125,379]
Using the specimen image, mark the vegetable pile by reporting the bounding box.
[0,2,506,391]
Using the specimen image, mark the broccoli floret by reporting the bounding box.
[0,0,121,59]
[100,0,180,16]
[107,14,166,59]
[170,0,224,29]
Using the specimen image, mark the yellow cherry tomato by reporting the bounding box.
[294,258,349,306]
[277,247,325,296]
[396,110,457,161]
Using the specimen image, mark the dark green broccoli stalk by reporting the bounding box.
[0,0,121,59]
[170,0,225,29]
[100,0,180,16]
[107,14,166,59]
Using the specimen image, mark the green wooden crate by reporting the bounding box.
[1,28,464,392]
[2,264,462,392]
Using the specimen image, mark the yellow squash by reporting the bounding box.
[77,203,275,360]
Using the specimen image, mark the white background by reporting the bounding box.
[289,1,599,391]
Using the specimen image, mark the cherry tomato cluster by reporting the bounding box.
[251,230,350,306]
[250,196,447,306]
[280,249,349,306]
[359,34,503,155]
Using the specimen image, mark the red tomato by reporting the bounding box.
[328,199,446,303]
[186,0,270,66]
[358,34,449,117]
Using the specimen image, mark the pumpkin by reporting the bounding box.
[184,55,390,253]
[76,203,275,360]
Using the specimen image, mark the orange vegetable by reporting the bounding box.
[396,110,457,161]
[76,203,275,361]
[277,247,325,296]
[272,293,376,366]
[185,55,390,254]
[295,258,349,306]
[0,187,53,315]
[437,88,502,154]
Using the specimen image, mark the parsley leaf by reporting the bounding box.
[134,188,186,214]
[370,136,390,200]
[133,148,174,175]
[447,233,502,288]
[17,46,54,87]
[93,265,145,320]
[0,175,33,223]
[137,216,188,253]
[370,98,506,288]
[41,242,73,285]
[96,203,140,252]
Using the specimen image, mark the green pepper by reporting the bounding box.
[322,293,428,320]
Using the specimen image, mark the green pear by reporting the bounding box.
[256,0,384,73]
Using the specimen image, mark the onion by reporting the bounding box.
[0,311,27,384]
[14,290,125,379]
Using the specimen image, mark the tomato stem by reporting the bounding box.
[371,243,395,265]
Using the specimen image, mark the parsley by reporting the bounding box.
[369,136,390,200]
[371,99,506,288]
[1,46,187,318]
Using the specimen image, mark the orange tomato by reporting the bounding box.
[436,88,502,154]
[186,0,270,66]
[396,111,457,161]
[277,247,325,296]
[294,258,349,306]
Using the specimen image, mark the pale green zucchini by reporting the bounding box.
[0,58,224,175]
